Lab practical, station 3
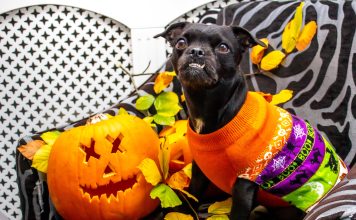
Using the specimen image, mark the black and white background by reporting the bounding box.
[0,5,133,218]
[0,1,233,218]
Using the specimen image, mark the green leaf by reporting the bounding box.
[153,114,175,126]
[137,158,162,186]
[150,184,182,208]
[40,131,61,146]
[136,95,155,111]
[154,92,181,116]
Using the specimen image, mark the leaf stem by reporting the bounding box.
[179,191,199,220]
[116,63,139,94]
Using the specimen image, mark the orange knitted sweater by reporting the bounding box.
[187,92,292,194]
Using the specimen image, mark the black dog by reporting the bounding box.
[155,22,269,219]
[155,22,341,220]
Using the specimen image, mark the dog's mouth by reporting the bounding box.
[189,63,205,69]
[177,60,218,89]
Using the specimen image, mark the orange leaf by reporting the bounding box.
[166,170,190,190]
[154,71,176,94]
[296,21,317,51]
[254,91,273,103]
[260,50,286,71]
[18,140,45,160]
[250,38,269,64]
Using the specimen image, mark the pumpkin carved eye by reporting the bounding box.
[106,133,125,153]
[80,139,100,162]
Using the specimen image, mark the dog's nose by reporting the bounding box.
[189,48,205,57]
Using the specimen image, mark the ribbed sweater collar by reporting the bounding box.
[187,92,267,151]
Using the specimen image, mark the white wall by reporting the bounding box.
[0,0,215,83]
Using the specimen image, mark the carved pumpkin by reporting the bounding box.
[47,115,160,219]
[159,120,192,172]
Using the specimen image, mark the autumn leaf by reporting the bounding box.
[31,130,61,173]
[158,137,171,180]
[167,170,190,190]
[180,94,185,102]
[207,215,229,220]
[154,71,176,94]
[260,50,286,71]
[137,158,162,186]
[254,91,273,103]
[182,163,192,178]
[282,2,304,53]
[155,92,182,117]
[150,183,182,208]
[164,212,193,220]
[118,107,129,115]
[32,144,52,173]
[250,38,269,64]
[270,89,293,105]
[41,130,61,146]
[296,21,317,51]
[208,197,232,215]
[160,120,188,144]
[18,140,45,160]
[167,170,198,202]
[153,114,176,126]
[136,94,155,111]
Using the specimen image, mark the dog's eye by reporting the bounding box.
[175,39,188,50]
[217,43,230,53]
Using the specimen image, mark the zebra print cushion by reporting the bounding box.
[217,1,356,219]
[217,0,356,169]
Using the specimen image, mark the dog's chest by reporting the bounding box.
[187,92,348,211]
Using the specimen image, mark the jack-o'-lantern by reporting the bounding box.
[47,115,160,220]
[159,120,192,172]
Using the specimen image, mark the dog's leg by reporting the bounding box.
[230,178,259,220]
[189,161,211,198]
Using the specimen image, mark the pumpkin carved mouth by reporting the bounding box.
[80,176,137,198]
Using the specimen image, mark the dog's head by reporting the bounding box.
[155,22,265,90]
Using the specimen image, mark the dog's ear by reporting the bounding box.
[154,22,190,46]
[231,26,266,49]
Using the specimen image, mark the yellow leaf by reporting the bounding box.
[118,107,129,115]
[282,2,304,53]
[160,120,188,144]
[208,197,232,215]
[137,158,162,186]
[154,71,176,94]
[159,138,171,180]
[250,38,269,64]
[260,50,286,71]
[32,144,52,173]
[164,212,194,220]
[182,163,192,178]
[40,130,61,146]
[296,21,317,51]
[207,215,229,220]
[270,89,294,105]
[18,140,45,160]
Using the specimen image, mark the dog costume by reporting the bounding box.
[187,92,348,211]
